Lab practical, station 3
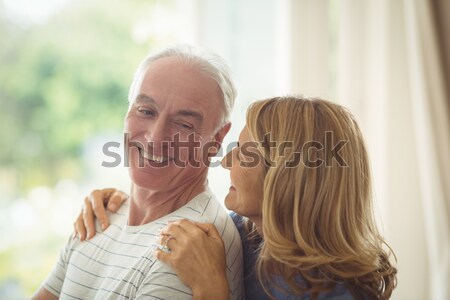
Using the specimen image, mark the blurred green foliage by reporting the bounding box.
[0,236,63,296]
[0,0,166,195]
[0,0,177,297]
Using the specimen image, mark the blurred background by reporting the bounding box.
[0,0,449,299]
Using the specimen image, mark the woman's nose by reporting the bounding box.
[221,149,233,169]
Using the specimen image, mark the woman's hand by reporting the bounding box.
[155,220,230,300]
[73,188,128,240]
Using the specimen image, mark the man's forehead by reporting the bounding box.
[133,57,223,129]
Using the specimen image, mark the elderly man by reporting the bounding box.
[32,45,243,300]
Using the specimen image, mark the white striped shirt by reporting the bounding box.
[43,190,244,299]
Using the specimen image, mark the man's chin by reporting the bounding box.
[128,170,170,189]
[132,180,168,192]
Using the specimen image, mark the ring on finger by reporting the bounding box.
[160,236,175,253]
[165,236,175,248]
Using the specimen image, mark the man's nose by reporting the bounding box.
[145,119,170,148]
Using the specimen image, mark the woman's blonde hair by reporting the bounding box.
[246,96,397,299]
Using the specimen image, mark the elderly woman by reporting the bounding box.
[75,96,397,299]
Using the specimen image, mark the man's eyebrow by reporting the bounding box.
[135,94,156,105]
[176,110,203,123]
[135,95,203,123]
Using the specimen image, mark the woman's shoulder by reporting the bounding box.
[229,212,248,236]
[229,211,244,225]
[268,276,356,300]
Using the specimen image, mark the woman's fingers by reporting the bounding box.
[153,220,229,298]
[160,221,187,239]
[74,188,128,242]
[193,222,222,239]
[89,191,109,231]
[107,190,128,212]
[159,220,220,246]
[73,212,87,241]
[82,197,96,239]
[153,248,171,267]
[87,188,128,231]
[157,235,177,252]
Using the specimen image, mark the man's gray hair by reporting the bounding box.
[128,44,237,127]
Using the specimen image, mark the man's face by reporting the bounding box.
[124,57,223,191]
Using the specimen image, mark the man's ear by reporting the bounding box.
[210,122,231,155]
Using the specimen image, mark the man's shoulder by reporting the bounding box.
[176,190,227,222]
[175,190,238,238]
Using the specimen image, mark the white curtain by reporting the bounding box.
[404,0,450,298]
[286,0,450,299]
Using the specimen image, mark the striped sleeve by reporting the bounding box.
[42,234,78,297]
[134,259,193,300]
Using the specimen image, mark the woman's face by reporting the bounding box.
[221,126,265,221]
